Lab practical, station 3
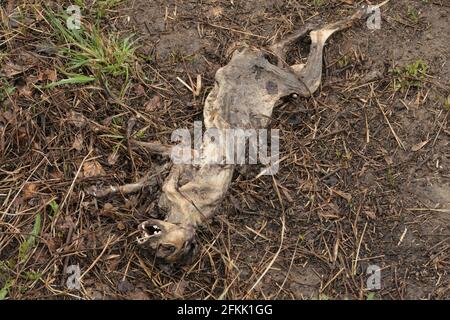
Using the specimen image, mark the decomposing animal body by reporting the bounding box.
[95,5,385,263]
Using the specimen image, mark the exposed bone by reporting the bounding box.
[130,139,174,157]
[96,5,387,263]
[91,163,170,197]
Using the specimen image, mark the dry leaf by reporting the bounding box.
[332,189,352,202]
[19,87,33,97]
[319,211,340,220]
[281,188,294,202]
[42,233,62,253]
[300,181,315,192]
[68,111,87,128]
[117,279,134,293]
[117,221,126,231]
[2,52,38,78]
[0,110,16,124]
[48,166,63,180]
[82,160,106,178]
[2,60,29,77]
[72,133,84,151]
[144,95,161,112]
[133,84,146,96]
[384,155,394,166]
[17,126,29,145]
[22,183,38,200]
[106,255,121,272]
[102,115,114,126]
[229,195,242,211]
[128,290,151,300]
[99,202,115,217]
[208,6,224,19]
[318,203,340,220]
[107,152,119,165]
[365,210,377,220]
[45,69,57,82]
[411,140,429,152]
[37,69,58,82]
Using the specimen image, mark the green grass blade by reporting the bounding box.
[42,75,96,89]
[0,280,13,300]
[18,213,42,263]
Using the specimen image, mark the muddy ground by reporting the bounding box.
[0,0,448,299]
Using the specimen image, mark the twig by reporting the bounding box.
[352,221,368,276]
[91,163,170,198]
[245,211,285,297]
[376,99,406,150]
[79,235,114,281]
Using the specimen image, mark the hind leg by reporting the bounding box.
[269,22,318,67]
[272,6,374,96]
[292,27,339,96]
[297,7,374,96]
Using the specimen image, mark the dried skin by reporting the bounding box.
[131,6,380,263]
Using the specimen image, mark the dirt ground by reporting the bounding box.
[0,0,448,300]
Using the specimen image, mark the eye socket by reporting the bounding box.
[144,224,162,236]
[159,244,177,256]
